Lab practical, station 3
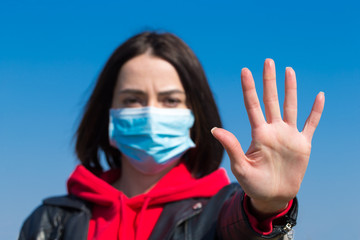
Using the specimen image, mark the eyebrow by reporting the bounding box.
[116,89,185,96]
[158,89,185,96]
[116,89,146,95]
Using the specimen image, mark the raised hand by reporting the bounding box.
[212,59,325,215]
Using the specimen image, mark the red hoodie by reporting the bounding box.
[67,163,230,240]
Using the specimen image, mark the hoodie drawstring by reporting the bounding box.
[119,194,126,240]
[135,196,151,240]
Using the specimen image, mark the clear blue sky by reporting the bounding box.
[1,1,359,239]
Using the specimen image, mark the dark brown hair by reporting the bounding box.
[75,31,224,177]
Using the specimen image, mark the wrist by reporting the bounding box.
[249,197,289,219]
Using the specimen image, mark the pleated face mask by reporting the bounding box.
[109,107,195,174]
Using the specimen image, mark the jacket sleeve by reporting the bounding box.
[217,189,297,240]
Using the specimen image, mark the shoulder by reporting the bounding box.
[19,195,91,240]
[148,183,240,239]
[196,183,241,218]
[212,182,242,201]
[42,194,92,213]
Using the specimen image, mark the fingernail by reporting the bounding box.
[211,127,217,134]
[285,67,294,76]
[241,68,249,77]
[265,58,274,66]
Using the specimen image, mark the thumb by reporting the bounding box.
[211,127,245,163]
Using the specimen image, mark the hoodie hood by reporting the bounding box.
[67,163,230,240]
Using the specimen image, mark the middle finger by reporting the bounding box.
[263,59,281,123]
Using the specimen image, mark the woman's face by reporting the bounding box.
[111,53,187,109]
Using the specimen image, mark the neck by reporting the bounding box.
[112,156,178,198]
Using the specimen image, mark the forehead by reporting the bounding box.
[116,54,184,90]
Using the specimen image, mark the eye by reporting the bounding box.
[163,97,181,107]
[122,97,144,107]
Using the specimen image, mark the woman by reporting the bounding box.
[19,32,325,240]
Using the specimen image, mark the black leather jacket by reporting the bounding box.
[19,183,297,240]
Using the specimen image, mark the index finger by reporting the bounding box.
[241,68,266,128]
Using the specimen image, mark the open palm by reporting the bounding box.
[212,59,325,214]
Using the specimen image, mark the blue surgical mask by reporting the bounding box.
[109,107,195,174]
